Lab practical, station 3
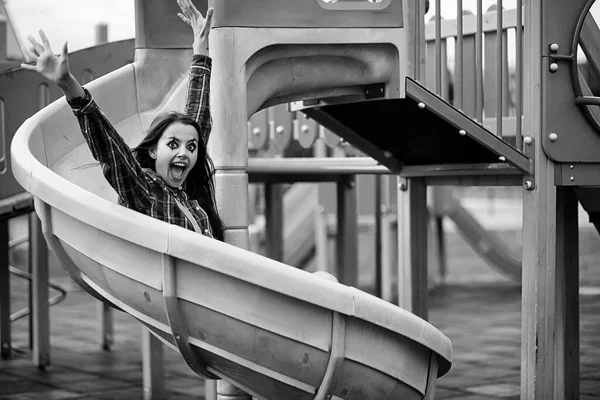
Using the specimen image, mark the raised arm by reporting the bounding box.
[21,30,152,211]
[177,0,214,145]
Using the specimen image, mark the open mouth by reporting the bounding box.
[171,161,187,180]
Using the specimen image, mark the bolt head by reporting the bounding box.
[300,125,310,134]
[549,133,558,142]
[252,127,261,136]
[275,125,284,134]
[570,164,574,169]
[458,129,467,136]
[570,176,575,182]
[418,102,426,109]
[549,63,559,72]
[498,156,506,162]
[550,43,559,52]
[524,136,532,145]
[524,180,534,190]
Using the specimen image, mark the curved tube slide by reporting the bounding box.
[11,50,451,399]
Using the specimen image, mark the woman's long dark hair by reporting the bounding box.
[133,111,224,241]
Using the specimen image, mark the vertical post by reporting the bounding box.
[98,302,114,351]
[211,28,252,400]
[380,212,395,303]
[0,216,10,359]
[314,205,330,273]
[431,187,448,282]
[336,176,358,287]
[29,213,50,369]
[520,0,580,397]
[142,327,165,400]
[397,178,428,320]
[264,183,284,262]
[374,176,382,297]
[554,188,579,399]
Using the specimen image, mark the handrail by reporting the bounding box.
[247,157,391,175]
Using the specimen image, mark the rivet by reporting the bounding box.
[524,136,532,145]
[549,63,559,73]
[570,176,575,182]
[524,180,534,190]
[418,102,426,109]
[498,156,506,162]
[458,129,466,136]
[549,133,558,142]
[570,164,574,169]
[550,43,559,52]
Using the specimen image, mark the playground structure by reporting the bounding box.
[3,0,600,399]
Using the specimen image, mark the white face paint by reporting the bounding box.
[151,122,199,188]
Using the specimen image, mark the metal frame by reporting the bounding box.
[161,253,217,380]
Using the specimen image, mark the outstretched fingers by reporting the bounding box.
[38,29,53,54]
[27,35,44,56]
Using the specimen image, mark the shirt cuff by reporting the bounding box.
[66,87,95,114]
[191,54,212,69]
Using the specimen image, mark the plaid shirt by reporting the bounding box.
[67,55,215,238]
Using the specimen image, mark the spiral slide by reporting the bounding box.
[11,46,451,399]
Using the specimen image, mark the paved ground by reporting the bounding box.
[2,214,600,399]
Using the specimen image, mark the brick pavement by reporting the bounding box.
[2,224,600,399]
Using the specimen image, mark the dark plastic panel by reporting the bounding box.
[209,0,403,28]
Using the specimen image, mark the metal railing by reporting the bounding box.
[423,0,524,150]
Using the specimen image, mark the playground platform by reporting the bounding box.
[2,218,600,400]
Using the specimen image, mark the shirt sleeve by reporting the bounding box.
[67,87,152,211]
[184,54,212,146]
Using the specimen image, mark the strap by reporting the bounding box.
[173,197,203,234]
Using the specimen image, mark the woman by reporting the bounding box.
[21,0,224,241]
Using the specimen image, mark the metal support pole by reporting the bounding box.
[29,212,50,369]
[97,302,114,351]
[142,327,165,400]
[0,217,10,359]
[554,188,579,399]
[314,205,329,273]
[397,178,428,320]
[374,176,382,297]
[336,176,358,287]
[264,183,284,262]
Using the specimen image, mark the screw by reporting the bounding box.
[458,129,466,136]
[570,164,574,169]
[570,176,575,182]
[524,180,534,190]
[550,43,559,52]
[383,151,393,158]
[418,102,426,109]
[549,133,558,142]
[524,136,532,145]
[549,63,559,72]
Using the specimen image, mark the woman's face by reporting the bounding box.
[151,122,199,188]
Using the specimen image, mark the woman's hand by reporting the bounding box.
[20,30,84,99]
[176,0,214,55]
[21,30,70,85]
